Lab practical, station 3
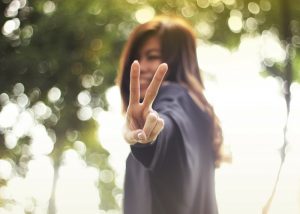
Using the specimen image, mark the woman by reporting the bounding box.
[116,15,225,214]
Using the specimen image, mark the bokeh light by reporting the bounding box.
[260,0,271,12]
[0,102,20,129]
[77,106,93,121]
[196,21,215,39]
[98,31,300,214]
[135,6,155,24]
[77,90,91,106]
[2,18,20,36]
[48,87,61,103]
[0,159,13,180]
[248,2,260,15]
[1,0,300,213]
[43,1,56,14]
[73,141,87,156]
[197,0,209,8]
[29,124,54,156]
[228,10,243,33]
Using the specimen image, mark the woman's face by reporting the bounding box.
[138,35,162,99]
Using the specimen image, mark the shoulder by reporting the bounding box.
[160,81,187,95]
[154,82,188,103]
[153,82,209,122]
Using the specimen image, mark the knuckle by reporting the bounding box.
[148,113,157,122]
[158,119,164,127]
[150,115,158,122]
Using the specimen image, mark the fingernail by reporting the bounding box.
[161,63,168,69]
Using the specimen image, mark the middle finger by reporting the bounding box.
[142,63,168,108]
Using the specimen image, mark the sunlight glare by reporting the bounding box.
[93,29,299,214]
[260,31,286,63]
[56,149,100,214]
[5,132,18,149]
[97,86,129,188]
[26,156,53,202]
[13,110,34,137]
[7,176,29,206]
[0,102,19,128]
[0,159,13,180]
[29,124,54,156]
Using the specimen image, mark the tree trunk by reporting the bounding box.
[262,0,293,213]
[47,161,59,214]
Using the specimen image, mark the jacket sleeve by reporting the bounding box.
[131,90,185,169]
[130,112,180,169]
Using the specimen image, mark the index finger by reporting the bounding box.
[142,63,168,107]
[129,60,140,106]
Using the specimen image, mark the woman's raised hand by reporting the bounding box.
[123,60,168,145]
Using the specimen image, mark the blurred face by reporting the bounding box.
[138,35,162,99]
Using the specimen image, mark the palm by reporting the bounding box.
[127,103,149,130]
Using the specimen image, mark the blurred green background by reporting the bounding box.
[0,0,299,213]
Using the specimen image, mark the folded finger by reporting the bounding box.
[123,128,146,145]
[148,118,164,141]
[143,112,158,138]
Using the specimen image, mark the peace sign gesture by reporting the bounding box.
[123,60,168,145]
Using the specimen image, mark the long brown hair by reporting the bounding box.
[116,15,226,167]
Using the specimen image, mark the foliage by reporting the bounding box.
[1,0,137,212]
[0,0,299,213]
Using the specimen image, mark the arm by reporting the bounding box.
[130,113,179,168]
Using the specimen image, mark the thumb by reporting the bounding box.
[124,129,146,145]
